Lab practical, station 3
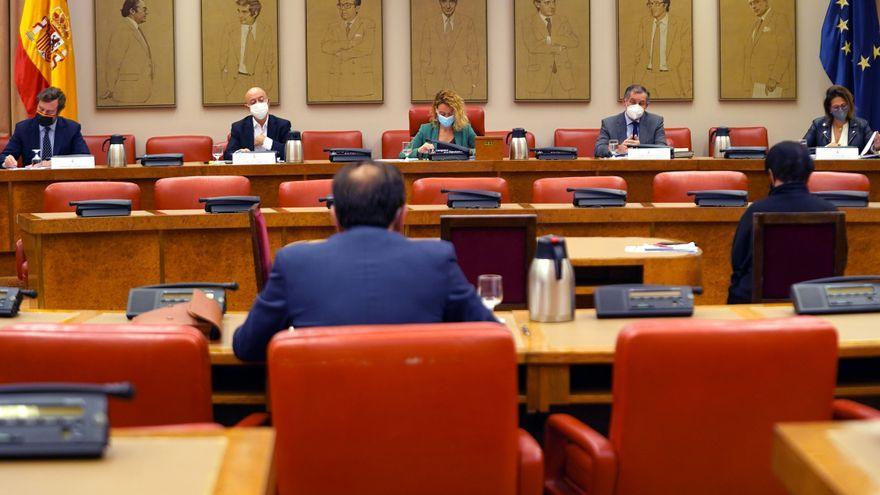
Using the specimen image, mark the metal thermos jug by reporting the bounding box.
[103,134,127,168]
[711,127,732,159]
[506,128,529,160]
[285,130,304,163]
[528,235,575,322]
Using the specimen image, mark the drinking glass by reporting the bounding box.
[798,139,809,149]
[401,141,413,161]
[478,274,503,312]
[212,144,225,163]
[30,149,42,167]
[608,139,619,156]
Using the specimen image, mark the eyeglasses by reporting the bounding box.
[646,1,666,5]
[830,104,848,111]
[337,2,356,8]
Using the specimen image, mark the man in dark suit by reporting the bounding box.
[594,84,667,158]
[233,160,496,361]
[727,141,840,304]
[223,86,291,161]
[2,87,89,168]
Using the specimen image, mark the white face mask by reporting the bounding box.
[250,101,269,121]
[625,104,645,121]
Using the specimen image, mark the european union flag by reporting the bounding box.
[820,0,880,131]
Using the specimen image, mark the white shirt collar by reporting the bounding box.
[759,7,772,21]
[538,13,551,23]
[653,13,669,26]
[252,116,269,130]
[241,21,257,38]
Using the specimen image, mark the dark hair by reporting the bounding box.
[236,0,262,17]
[823,85,855,122]
[332,161,405,230]
[624,84,651,103]
[764,141,814,183]
[121,0,140,17]
[648,0,671,10]
[36,87,66,112]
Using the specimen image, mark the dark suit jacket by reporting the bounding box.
[1,116,89,165]
[232,226,497,361]
[727,182,840,304]
[594,111,667,158]
[802,116,876,152]
[223,114,291,161]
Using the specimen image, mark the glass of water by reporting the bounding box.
[478,274,503,312]
[608,139,619,156]
[212,144,225,163]
[30,149,42,167]
[401,141,413,161]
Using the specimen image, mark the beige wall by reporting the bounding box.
[68,0,835,157]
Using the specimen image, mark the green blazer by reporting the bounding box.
[400,123,477,159]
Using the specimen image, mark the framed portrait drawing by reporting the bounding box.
[200,0,280,106]
[305,0,384,104]
[617,0,693,101]
[95,0,176,108]
[410,0,488,103]
[514,0,590,102]
[719,0,797,100]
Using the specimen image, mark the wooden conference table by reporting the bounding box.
[1,157,877,272]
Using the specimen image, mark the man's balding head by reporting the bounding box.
[244,87,268,106]
[332,161,406,231]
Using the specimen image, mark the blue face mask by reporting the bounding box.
[437,112,455,128]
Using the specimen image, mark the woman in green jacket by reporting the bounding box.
[400,89,476,159]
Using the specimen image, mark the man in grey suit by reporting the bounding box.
[594,84,667,158]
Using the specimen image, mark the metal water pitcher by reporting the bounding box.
[285,130,304,163]
[102,134,127,168]
[506,128,529,160]
[528,235,575,322]
[711,127,732,158]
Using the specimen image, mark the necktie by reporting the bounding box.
[444,17,449,33]
[650,21,660,70]
[547,18,557,74]
[345,21,351,37]
[631,121,640,140]
[41,127,52,161]
[242,25,256,74]
[752,18,763,43]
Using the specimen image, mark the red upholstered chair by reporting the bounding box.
[807,171,870,192]
[249,205,271,292]
[146,135,213,162]
[0,323,213,427]
[411,177,510,205]
[543,318,880,495]
[154,175,251,209]
[485,130,537,158]
[408,105,486,136]
[381,129,411,158]
[83,134,136,165]
[652,171,748,202]
[301,130,364,160]
[708,126,769,156]
[0,135,22,167]
[278,179,333,207]
[554,129,600,158]
[532,176,628,203]
[268,322,543,495]
[664,127,692,150]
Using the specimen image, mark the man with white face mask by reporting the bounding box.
[594,84,667,158]
[223,86,291,161]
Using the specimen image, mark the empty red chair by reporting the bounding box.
[43,181,142,212]
[543,318,880,495]
[708,126,769,156]
[278,179,333,207]
[532,176,628,203]
[382,129,411,158]
[0,323,213,427]
[301,131,364,161]
[409,105,486,136]
[154,175,251,209]
[664,127,692,150]
[146,135,213,162]
[268,322,543,495]
[411,177,510,205]
[485,130,537,158]
[83,134,136,165]
[807,171,870,192]
[652,171,748,202]
[554,129,600,158]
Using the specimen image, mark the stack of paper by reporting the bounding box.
[625,242,699,254]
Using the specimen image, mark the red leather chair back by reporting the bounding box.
[807,171,870,192]
[278,179,333,207]
[0,323,213,427]
[301,131,364,160]
[268,323,519,495]
[381,129,411,159]
[485,130,537,157]
[411,177,510,205]
[609,318,837,495]
[664,127,692,150]
[84,134,137,165]
[408,106,486,136]
[249,205,271,292]
[532,176,628,203]
[554,129,600,158]
[43,181,142,212]
[652,171,748,202]
[708,126,769,156]
[154,175,251,209]
[146,135,213,162]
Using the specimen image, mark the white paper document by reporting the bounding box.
[625,242,699,254]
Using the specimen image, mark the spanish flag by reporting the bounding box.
[14,0,78,120]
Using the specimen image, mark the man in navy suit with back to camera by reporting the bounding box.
[233,160,496,361]
[1,87,89,168]
[223,86,291,161]
[594,83,667,158]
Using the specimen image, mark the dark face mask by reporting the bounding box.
[36,112,55,127]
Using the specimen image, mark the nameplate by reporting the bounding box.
[627,147,672,160]
[50,154,95,169]
[232,151,276,165]
[815,146,859,160]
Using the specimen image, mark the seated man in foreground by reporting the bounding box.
[233,160,497,361]
[727,141,839,304]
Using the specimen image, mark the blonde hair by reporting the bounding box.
[429,89,469,132]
